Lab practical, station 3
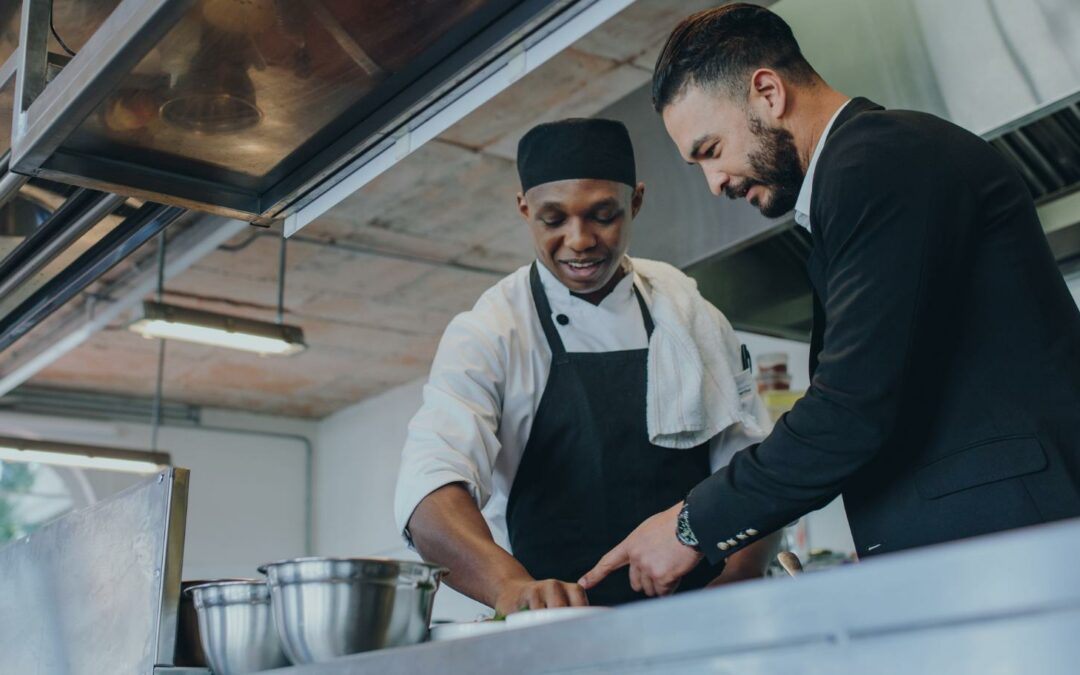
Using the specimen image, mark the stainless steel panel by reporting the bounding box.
[0,468,189,675]
[60,0,496,185]
[269,518,1080,674]
[7,0,570,221]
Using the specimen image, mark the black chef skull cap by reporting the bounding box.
[516,118,637,193]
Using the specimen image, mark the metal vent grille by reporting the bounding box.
[990,102,1080,203]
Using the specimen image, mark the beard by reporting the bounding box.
[724,115,804,219]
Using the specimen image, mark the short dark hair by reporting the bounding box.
[652,3,818,112]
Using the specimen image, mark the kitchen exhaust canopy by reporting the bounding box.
[7,0,625,225]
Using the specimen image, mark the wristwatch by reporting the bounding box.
[675,499,701,552]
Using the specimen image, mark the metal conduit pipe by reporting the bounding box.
[0,203,186,352]
[0,187,99,285]
[219,227,509,277]
[0,192,128,300]
[0,159,30,212]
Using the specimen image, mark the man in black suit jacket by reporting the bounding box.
[580,3,1080,597]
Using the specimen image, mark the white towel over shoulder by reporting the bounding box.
[634,258,767,449]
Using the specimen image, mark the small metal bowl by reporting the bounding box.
[176,579,250,667]
[259,557,447,664]
[186,580,289,675]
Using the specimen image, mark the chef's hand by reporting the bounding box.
[494,578,589,616]
[578,502,703,597]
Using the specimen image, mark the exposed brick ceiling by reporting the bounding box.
[23,0,722,418]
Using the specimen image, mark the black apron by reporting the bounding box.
[505,263,719,606]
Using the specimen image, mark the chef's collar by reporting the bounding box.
[535,257,636,309]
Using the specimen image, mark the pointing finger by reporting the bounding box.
[578,543,629,589]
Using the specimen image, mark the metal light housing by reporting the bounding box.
[128,300,306,356]
[0,435,170,474]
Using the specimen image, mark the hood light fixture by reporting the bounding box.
[0,436,170,475]
[128,300,306,356]
[128,231,305,356]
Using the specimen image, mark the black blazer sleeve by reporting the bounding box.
[688,113,976,563]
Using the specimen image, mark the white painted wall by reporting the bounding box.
[1067,271,1080,307]
[0,409,314,581]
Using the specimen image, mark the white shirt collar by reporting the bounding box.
[794,99,851,231]
[534,256,637,311]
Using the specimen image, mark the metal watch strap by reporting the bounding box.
[676,499,701,551]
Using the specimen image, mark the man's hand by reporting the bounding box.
[494,578,589,616]
[578,502,703,597]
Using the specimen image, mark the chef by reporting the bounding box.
[394,118,775,615]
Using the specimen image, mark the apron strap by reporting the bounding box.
[633,284,655,339]
[529,261,656,355]
[529,262,568,361]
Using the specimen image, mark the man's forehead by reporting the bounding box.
[664,89,743,156]
[524,178,629,205]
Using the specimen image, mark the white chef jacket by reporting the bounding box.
[394,257,769,550]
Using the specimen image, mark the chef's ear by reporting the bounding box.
[631,182,645,218]
[517,192,530,224]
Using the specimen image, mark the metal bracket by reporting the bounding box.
[13,0,50,141]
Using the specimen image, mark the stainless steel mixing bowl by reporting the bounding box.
[259,557,447,664]
[187,580,289,675]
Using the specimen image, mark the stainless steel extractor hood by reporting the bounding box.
[0,0,638,360]
[3,0,637,225]
[610,0,1080,342]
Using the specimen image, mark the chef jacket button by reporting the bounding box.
[746,528,759,536]
[736,533,748,541]
[556,314,570,326]
[726,538,738,546]
[718,541,730,551]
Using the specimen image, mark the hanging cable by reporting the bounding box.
[151,340,166,451]
[155,231,166,303]
[276,231,287,324]
[151,232,166,451]
[49,4,77,57]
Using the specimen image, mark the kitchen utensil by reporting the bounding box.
[186,580,289,675]
[777,551,804,577]
[503,606,610,628]
[260,557,447,664]
[429,620,509,642]
[176,578,253,667]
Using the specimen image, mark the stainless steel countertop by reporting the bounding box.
[268,517,1080,674]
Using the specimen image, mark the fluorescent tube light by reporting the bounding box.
[0,437,170,475]
[128,301,306,356]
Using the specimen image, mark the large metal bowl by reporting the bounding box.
[259,557,447,664]
[187,580,289,675]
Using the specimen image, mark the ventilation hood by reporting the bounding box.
[0,0,639,357]
[3,0,636,225]
[610,0,1080,342]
